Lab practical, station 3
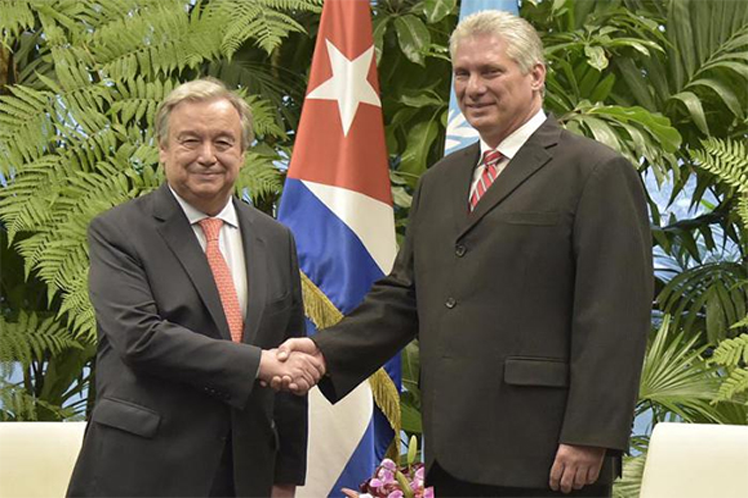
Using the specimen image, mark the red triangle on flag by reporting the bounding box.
[287,0,392,206]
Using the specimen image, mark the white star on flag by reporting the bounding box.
[306,39,381,136]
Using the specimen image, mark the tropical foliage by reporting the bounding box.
[0,0,322,419]
[689,137,748,407]
[711,333,748,403]
[2,1,748,495]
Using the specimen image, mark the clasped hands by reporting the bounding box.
[258,339,606,495]
[258,338,325,394]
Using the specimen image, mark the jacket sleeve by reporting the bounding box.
[88,215,261,410]
[559,155,653,451]
[313,180,424,403]
[273,230,308,484]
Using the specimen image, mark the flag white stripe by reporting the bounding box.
[303,180,397,274]
[297,385,374,497]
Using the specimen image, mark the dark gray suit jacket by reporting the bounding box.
[67,184,307,497]
[313,117,653,489]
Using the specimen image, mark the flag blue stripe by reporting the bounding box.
[279,179,384,314]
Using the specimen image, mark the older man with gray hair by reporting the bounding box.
[67,78,323,498]
[276,10,652,498]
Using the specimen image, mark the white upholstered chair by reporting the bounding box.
[639,422,748,498]
[0,422,86,498]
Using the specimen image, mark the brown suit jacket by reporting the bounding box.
[313,116,653,489]
[67,184,307,497]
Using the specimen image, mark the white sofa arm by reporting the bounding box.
[639,422,748,498]
[0,422,86,498]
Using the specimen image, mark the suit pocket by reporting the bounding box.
[503,211,560,226]
[92,397,161,438]
[504,357,569,388]
[263,294,292,318]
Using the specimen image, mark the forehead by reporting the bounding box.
[453,34,512,65]
[169,98,242,134]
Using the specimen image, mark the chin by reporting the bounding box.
[467,118,498,135]
[466,111,496,124]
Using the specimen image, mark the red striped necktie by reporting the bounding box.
[469,149,503,212]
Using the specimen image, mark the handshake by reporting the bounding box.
[258,338,326,395]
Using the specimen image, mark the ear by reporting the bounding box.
[238,149,246,169]
[158,140,168,164]
[530,63,546,92]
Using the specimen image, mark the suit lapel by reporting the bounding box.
[458,117,561,240]
[448,142,482,235]
[234,199,267,346]
[152,184,232,340]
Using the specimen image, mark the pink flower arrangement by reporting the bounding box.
[345,436,434,498]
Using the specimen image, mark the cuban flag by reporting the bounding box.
[277,0,401,496]
[445,0,519,154]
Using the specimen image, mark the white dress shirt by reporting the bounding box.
[469,109,547,197]
[169,187,248,319]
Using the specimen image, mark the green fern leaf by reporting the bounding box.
[213,0,320,56]
[691,137,748,193]
[0,0,35,40]
[0,311,82,365]
[236,151,283,202]
[714,368,748,402]
[711,333,748,366]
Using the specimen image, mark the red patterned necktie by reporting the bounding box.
[198,218,244,342]
[469,150,503,212]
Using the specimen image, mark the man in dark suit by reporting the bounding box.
[67,78,323,498]
[275,10,653,498]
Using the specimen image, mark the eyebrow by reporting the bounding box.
[175,131,237,141]
[214,133,236,141]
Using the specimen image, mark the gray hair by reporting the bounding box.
[449,10,545,74]
[155,77,254,151]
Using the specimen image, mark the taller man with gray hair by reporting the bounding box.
[276,10,653,497]
[67,78,323,497]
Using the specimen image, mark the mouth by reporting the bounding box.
[466,102,493,110]
[192,172,224,183]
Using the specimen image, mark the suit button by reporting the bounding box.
[455,244,466,257]
[445,298,456,309]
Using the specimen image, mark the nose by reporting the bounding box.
[466,74,485,97]
[197,141,217,165]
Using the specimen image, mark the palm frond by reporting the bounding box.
[638,315,727,423]
[656,261,747,343]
